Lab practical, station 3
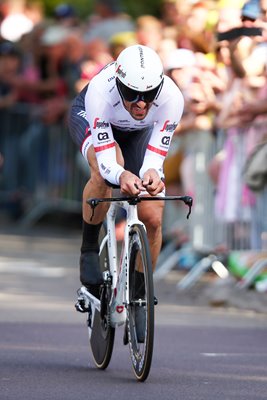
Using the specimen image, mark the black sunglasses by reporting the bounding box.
[116,78,163,103]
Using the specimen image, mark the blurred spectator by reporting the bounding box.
[76,38,113,93]
[109,31,137,59]
[179,1,217,54]
[63,28,87,97]
[53,3,79,27]
[161,0,191,27]
[165,48,196,91]
[0,0,43,42]
[160,0,191,41]
[135,15,163,50]
[157,37,177,65]
[84,0,135,45]
[211,0,267,235]
[0,0,265,251]
[0,41,21,108]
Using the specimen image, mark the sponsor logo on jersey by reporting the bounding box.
[97,132,109,141]
[108,76,115,82]
[93,118,109,129]
[160,120,177,132]
[113,101,120,107]
[161,135,171,146]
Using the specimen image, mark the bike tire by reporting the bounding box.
[127,224,154,381]
[89,224,115,370]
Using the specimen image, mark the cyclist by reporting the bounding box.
[69,45,184,329]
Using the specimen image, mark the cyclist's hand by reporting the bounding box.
[119,171,145,195]
[142,169,165,196]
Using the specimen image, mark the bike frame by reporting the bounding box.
[101,199,145,327]
[88,194,192,328]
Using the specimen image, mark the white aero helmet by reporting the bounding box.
[115,44,164,102]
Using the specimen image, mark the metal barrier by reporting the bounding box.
[0,104,87,229]
[1,104,266,288]
[156,123,267,290]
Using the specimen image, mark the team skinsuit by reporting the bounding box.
[69,45,184,299]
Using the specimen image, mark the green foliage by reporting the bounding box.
[40,0,162,19]
[122,0,163,18]
[41,0,94,19]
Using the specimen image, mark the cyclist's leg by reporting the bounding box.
[137,199,164,271]
[112,126,164,270]
[80,144,124,294]
[68,100,124,293]
[83,145,112,224]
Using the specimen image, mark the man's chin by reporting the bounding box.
[130,110,147,120]
[131,114,146,120]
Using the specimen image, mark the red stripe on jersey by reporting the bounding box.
[147,144,167,157]
[94,142,115,152]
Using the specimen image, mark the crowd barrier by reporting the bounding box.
[0,104,87,229]
[156,125,267,290]
[1,105,266,288]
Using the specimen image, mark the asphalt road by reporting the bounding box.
[1,233,267,400]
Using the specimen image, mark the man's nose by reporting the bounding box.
[135,100,147,108]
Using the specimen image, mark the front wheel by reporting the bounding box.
[127,224,154,382]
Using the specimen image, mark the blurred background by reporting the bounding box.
[0,0,267,292]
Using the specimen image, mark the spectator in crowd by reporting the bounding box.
[0,0,266,251]
[53,3,79,28]
[76,37,113,93]
[83,0,135,45]
[135,15,163,50]
[211,0,267,249]
[0,41,20,108]
[0,0,43,42]
[109,31,137,59]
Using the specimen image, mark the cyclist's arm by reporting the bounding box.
[85,81,125,185]
[139,85,184,182]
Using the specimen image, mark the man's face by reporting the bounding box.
[122,99,153,120]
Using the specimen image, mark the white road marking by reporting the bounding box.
[0,258,65,277]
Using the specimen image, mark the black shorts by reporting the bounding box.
[68,88,153,177]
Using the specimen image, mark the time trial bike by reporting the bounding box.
[75,194,192,381]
